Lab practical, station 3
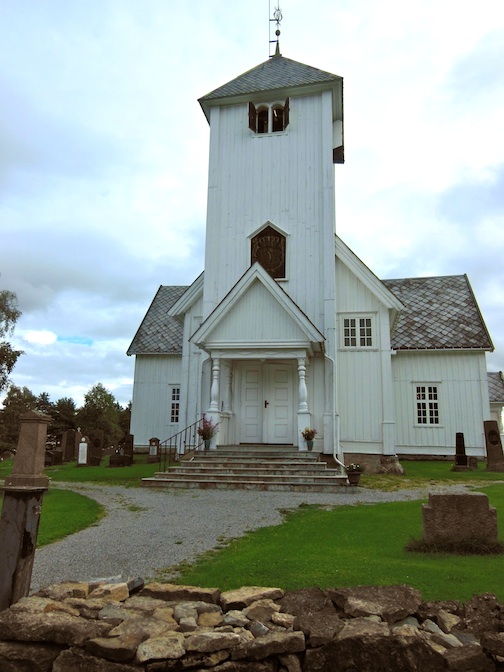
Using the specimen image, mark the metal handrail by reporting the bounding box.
[159,420,203,471]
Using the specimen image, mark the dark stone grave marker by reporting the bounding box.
[109,433,134,467]
[452,432,471,471]
[484,420,504,472]
[89,430,104,466]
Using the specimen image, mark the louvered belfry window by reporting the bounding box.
[248,99,290,133]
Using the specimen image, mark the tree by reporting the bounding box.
[76,383,123,448]
[51,397,77,437]
[0,286,23,393]
[118,401,132,436]
[0,384,37,452]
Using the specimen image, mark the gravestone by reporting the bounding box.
[422,492,498,546]
[61,429,78,462]
[77,436,89,466]
[109,433,134,467]
[452,432,470,471]
[148,437,160,463]
[89,430,104,467]
[484,420,504,472]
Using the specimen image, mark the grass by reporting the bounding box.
[0,454,161,487]
[38,488,105,546]
[361,459,504,491]
[0,488,103,546]
[2,456,504,600]
[165,484,504,602]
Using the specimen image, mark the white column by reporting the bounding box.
[297,358,308,412]
[297,357,311,450]
[209,357,220,412]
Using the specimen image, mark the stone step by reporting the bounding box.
[159,465,329,476]
[153,468,342,482]
[145,444,348,492]
[142,477,348,493]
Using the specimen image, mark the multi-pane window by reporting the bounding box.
[416,385,439,425]
[170,387,180,423]
[343,317,373,347]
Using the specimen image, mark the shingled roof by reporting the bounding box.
[198,54,343,121]
[488,372,504,403]
[200,55,341,101]
[129,274,493,356]
[127,286,188,355]
[383,275,493,351]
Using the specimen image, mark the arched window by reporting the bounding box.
[257,107,269,134]
[272,105,284,132]
[251,225,286,279]
[249,99,289,134]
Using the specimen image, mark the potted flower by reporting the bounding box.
[345,463,363,486]
[301,427,317,451]
[197,415,218,450]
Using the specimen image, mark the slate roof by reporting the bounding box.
[129,274,493,356]
[199,54,342,103]
[488,372,504,403]
[382,275,493,351]
[127,286,188,355]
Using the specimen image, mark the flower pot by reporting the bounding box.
[347,471,362,486]
[306,440,314,451]
[204,439,211,451]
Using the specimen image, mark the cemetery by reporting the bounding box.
[1,407,504,670]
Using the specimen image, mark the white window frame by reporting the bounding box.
[340,315,375,349]
[414,383,441,426]
[170,386,180,424]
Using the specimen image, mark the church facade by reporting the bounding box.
[128,51,496,463]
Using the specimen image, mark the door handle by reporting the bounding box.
[264,400,269,408]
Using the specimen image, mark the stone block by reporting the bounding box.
[422,493,498,545]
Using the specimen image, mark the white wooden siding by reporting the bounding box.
[130,355,182,447]
[203,93,337,337]
[208,280,308,344]
[393,351,489,455]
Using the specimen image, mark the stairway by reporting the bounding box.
[142,445,349,492]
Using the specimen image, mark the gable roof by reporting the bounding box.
[191,263,325,354]
[383,275,493,351]
[127,285,188,355]
[198,54,343,123]
[488,372,504,403]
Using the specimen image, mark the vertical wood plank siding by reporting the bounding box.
[130,355,182,446]
[393,351,488,455]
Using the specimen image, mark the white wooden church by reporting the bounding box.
[128,46,498,466]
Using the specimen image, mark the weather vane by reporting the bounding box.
[269,4,283,57]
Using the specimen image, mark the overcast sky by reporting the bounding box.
[1,0,504,408]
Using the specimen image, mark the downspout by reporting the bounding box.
[324,352,346,473]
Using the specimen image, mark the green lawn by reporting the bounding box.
[362,459,504,491]
[38,488,105,546]
[2,457,504,600]
[0,488,104,547]
[0,454,161,487]
[166,484,504,602]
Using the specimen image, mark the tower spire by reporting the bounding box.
[269,4,282,57]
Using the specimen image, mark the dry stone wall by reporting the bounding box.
[0,581,504,671]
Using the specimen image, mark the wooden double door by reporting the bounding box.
[238,362,294,444]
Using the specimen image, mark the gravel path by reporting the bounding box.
[30,483,473,592]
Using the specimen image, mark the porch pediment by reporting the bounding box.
[190,263,324,355]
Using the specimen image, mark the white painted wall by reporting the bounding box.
[393,351,490,456]
[203,92,337,343]
[130,355,182,448]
